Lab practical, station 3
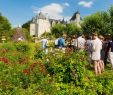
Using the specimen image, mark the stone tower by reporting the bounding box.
[30,12,67,38]
[70,11,81,27]
[30,12,51,37]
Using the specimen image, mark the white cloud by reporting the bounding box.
[78,1,93,8]
[32,6,40,14]
[63,2,69,7]
[32,3,69,20]
[64,16,71,21]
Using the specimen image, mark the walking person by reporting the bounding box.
[85,36,92,67]
[66,37,74,53]
[91,33,102,75]
[41,37,48,54]
[54,38,59,48]
[104,37,110,66]
[58,34,67,50]
[98,35,105,72]
[107,37,113,69]
[71,35,77,51]
[76,35,86,50]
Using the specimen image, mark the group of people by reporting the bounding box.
[41,33,113,75]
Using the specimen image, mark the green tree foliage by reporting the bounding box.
[22,20,34,41]
[22,20,32,31]
[82,5,113,36]
[82,12,110,35]
[66,23,82,36]
[22,28,31,40]
[0,14,11,37]
[109,5,113,34]
[51,23,82,38]
[9,27,31,41]
[51,23,66,38]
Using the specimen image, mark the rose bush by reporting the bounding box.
[0,42,113,95]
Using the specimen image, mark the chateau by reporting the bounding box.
[30,11,81,37]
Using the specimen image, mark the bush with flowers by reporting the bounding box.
[0,42,113,95]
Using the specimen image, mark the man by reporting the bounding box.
[91,33,102,75]
[107,37,113,69]
[98,35,105,72]
[76,35,86,50]
[104,36,111,66]
[54,38,59,48]
[58,34,66,49]
[41,37,48,54]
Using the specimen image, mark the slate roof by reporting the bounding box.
[38,12,46,19]
[70,11,80,21]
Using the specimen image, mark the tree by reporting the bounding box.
[22,28,31,40]
[109,5,113,35]
[51,23,66,38]
[82,11,110,35]
[51,23,82,38]
[22,20,32,41]
[0,14,11,37]
[22,20,32,31]
[65,23,82,37]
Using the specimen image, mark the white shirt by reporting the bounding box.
[55,38,59,45]
[41,39,48,48]
[91,37,102,60]
[42,39,48,43]
[76,36,86,49]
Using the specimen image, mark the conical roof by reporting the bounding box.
[38,12,46,19]
[70,11,80,21]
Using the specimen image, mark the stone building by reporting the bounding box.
[30,12,61,37]
[70,11,81,27]
[30,11,81,37]
[12,27,26,41]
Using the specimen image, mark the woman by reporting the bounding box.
[91,33,102,75]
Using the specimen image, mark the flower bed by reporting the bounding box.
[0,42,113,95]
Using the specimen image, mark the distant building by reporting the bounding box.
[12,27,26,41]
[70,11,81,27]
[30,11,81,37]
[30,12,63,37]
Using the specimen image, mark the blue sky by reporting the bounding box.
[0,0,113,27]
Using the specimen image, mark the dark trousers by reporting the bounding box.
[104,52,108,66]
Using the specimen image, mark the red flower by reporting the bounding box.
[3,49,9,53]
[23,69,31,75]
[0,57,10,64]
[66,48,73,53]
[30,63,37,70]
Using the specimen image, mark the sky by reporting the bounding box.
[0,0,113,27]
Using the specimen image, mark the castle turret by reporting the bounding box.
[38,12,46,19]
[30,12,51,37]
[70,11,81,27]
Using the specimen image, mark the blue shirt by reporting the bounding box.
[58,38,65,48]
